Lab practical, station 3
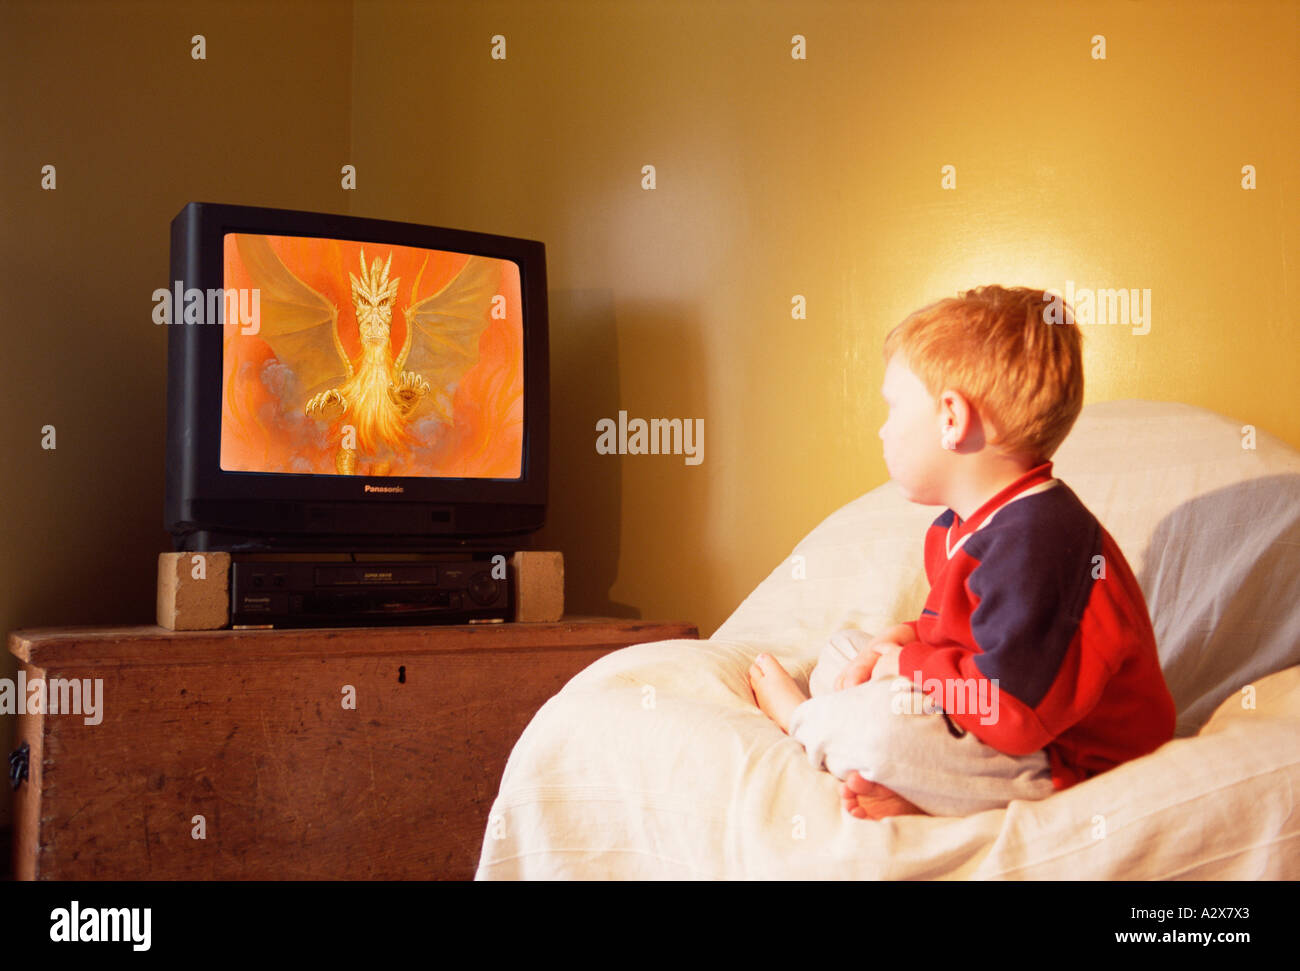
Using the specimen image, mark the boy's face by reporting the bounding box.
[879,355,947,505]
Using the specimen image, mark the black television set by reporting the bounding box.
[164,202,549,554]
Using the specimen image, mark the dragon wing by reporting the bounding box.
[396,255,499,423]
[235,234,351,401]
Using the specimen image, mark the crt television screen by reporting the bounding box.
[219,233,523,479]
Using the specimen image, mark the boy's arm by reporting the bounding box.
[896,523,1112,756]
[897,640,1057,755]
[879,622,918,646]
[832,622,919,690]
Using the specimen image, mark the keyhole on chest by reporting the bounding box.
[398,665,406,684]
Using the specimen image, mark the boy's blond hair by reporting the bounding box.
[883,286,1083,462]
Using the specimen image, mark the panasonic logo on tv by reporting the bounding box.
[364,484,404,493]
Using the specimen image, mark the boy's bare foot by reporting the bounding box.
[839,770,930,819]
[748,653,808,733]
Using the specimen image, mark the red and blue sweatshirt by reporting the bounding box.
[896,461,1176,791]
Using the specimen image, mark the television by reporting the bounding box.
[164,202,549,553]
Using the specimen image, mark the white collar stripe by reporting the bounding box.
[945,479,1059,559]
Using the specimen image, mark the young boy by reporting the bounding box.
[749,285,1176,819]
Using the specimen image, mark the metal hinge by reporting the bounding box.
[8,741,29,790]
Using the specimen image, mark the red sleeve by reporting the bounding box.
[897,517,1095,756]
[898,637,1056,755]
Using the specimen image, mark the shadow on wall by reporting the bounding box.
[539,289,710,621]
[537,287,632,617]
[1137,473,1300,738]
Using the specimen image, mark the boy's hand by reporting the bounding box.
[834,640,903,690]
[834,648,883,692]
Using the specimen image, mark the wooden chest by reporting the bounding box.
[8,617,697,879]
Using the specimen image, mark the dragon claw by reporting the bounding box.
[391,371,431,403]
[306,389,347,419]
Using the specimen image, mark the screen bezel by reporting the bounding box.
[167,202,548,517]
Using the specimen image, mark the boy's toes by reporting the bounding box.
[843,770,877,795]
[840,772,929,819]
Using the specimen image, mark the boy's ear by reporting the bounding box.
[937,388,972,437]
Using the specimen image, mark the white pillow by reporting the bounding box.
[714,400,1300,737]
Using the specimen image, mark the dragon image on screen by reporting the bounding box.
[220,234,523,478]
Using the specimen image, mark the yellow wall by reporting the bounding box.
[350,0,1299,636]
[1,0,1295,830]
[0,0,355,829]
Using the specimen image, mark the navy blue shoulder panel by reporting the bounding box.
[933,508,956,529]
[958,483,1103,707]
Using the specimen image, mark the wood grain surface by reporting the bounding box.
[8,618,698,880]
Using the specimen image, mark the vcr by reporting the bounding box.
[229,553,511,628]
